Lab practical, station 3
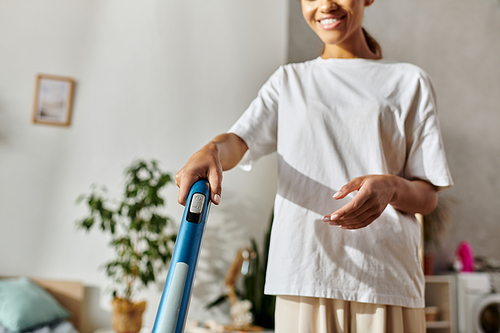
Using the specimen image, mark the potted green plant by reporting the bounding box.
[76,159,176,333]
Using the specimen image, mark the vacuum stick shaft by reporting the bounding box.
[151,180,211,333]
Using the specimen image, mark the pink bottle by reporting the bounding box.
[456,241,474,272]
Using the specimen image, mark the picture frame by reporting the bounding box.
[32,74,75,126]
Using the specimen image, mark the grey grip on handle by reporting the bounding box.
[158,262,189,333]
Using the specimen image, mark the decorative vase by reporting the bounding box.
[111,297,147,333]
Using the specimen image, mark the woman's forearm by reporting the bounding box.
[389,176,438,215]
[208,133,248,171]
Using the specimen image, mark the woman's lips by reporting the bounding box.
[318,16,344,30]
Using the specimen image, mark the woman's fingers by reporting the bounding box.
[176,133,247,207]
[332,177,363,199]
[176,165,222,206]
[339,213,381,230]
[323,175,396,228]
[175,170,199,206]
[207,165,223,205]
[175,148,223,206]
[327,209,381,229]
[332,190,372,219]
[324,182,371,222]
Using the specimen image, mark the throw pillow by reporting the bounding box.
[0,277,70,332]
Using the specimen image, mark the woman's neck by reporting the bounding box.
[321,31,381,60]
[321,46,380,60]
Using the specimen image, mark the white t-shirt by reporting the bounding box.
[229,57,453,308]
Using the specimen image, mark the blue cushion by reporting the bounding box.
[0,277,70,332]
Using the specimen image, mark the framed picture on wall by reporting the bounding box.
[32,74,75,126]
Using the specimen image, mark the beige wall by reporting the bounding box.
[288,0,500,271]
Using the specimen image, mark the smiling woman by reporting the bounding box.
[174,0,453,331]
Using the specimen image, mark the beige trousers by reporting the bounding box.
[275,296,426,333]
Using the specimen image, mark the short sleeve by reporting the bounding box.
[404,73,453,189]
[228,67,282,170]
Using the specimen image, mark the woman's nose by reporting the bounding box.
[318,0,339,12]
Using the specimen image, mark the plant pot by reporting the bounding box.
[111,297,147,333]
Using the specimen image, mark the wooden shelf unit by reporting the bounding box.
[425,275,456,333]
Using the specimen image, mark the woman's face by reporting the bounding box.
[301,0,374,50]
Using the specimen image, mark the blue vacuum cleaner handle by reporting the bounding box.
[151,179,211,333]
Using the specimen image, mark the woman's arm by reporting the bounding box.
[175,133,248,206]
[323,175,438,229]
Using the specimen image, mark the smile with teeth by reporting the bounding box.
[320,18,339,25]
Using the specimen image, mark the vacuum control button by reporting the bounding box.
[189,193,205,214]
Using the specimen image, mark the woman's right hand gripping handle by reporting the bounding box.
[175,133,248,206]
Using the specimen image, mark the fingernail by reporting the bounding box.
[214,194,221,205]
[332,191,341,199]
[331,214,340,220]
[323,216,331,222]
